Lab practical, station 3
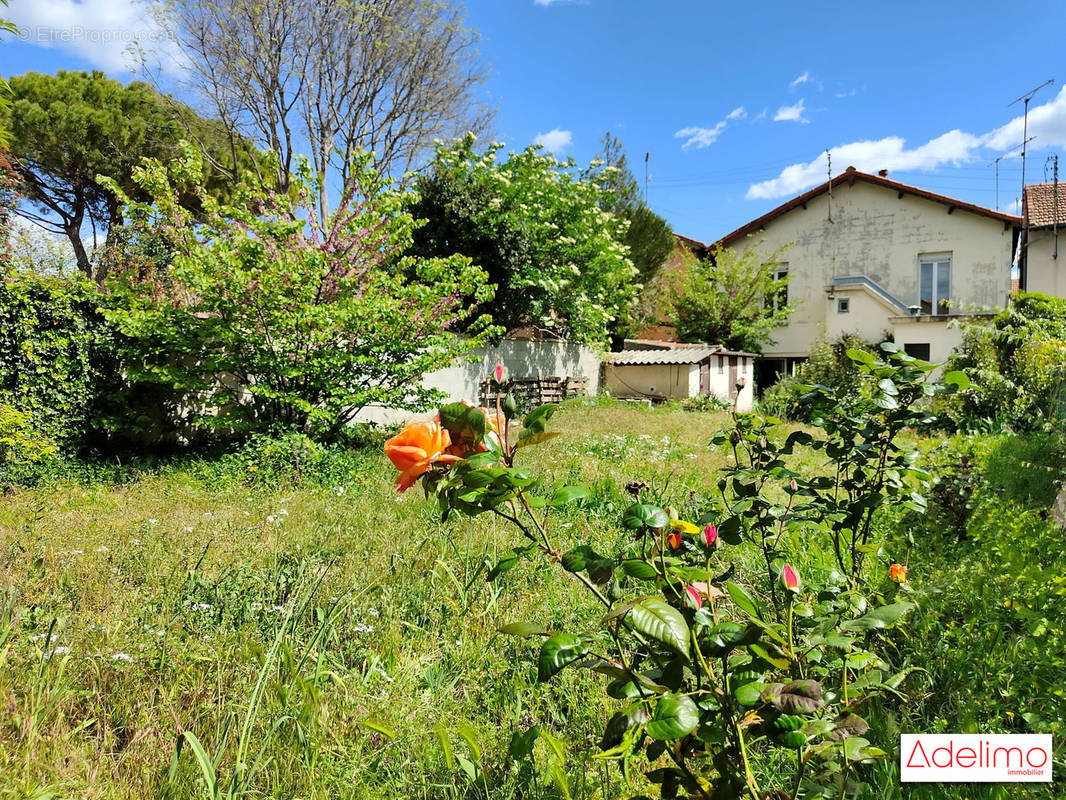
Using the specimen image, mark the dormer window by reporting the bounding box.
[919,254,951,314]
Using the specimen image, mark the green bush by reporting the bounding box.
[0,403,57,489]
[759,333,877,421]
[942,292,1066,432]
[0,269,122,448]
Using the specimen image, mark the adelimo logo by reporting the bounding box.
[901,734,1052,782]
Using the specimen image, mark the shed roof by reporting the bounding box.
[718,167,1021,246]
[1024,183,1065,228]
[608,347,720,365]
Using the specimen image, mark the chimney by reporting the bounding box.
[845,165,856,173]
[878,169,889,177]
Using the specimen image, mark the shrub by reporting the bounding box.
[0,403,57,489]
[104,145,496,440]
[0,268,122,448]
[942,292,1066,432]
[759,334,877,421]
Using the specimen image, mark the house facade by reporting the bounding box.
[717,168,1022,379]
[1023,182,1064,298]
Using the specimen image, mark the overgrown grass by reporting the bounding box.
[0,400,1062,798]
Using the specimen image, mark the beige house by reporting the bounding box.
[604,341,755,411]
[717,167,1022,379]
[1022,182,1064,298]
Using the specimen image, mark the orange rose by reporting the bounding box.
[384,419,460,492]
[889,563,908,583]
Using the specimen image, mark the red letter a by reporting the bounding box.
[907,739,931,768]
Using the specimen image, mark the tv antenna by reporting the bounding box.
[1009,78,1054,201]
[644,151,649,204]
[991,138,1032,211]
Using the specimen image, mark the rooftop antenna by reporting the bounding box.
[644,151,649,204]
[992,138,1033,211]
[1009,78,1054,201]
[826,150,833,223]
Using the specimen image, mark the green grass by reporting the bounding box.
[0,400,1063,799]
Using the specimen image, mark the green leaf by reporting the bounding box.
[726,580,761,619]
[487,551,519,580]
[877,378,899,396]
[622,503,670,530]
[840,601,914,632]
[943,370,970,391]
[846,348,875,366]
[560,546,591,573]
[515,431,560,449]
[521,403,558,432]
[621,559,659,580]
[538,633,589,681]
[361,717,396,739]
[645,693,699,740]
[549,485,589,507]
[625,598,690,658]
[767,679,825,713]
[499,621,550,637]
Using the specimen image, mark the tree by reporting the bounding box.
[409,135,637,347]
[0,0,17,147]
[669,243,792,352]
[587,132,675,284]
[160,0,493,216]
[2,70,259,281]
[103,145,495,439]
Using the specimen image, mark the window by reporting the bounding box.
[717,356,724,374]
[767,264,788,311]
[904,342,930,360]
[919,255,951,314]
[837,298,850,313]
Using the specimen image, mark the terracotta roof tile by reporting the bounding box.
[1024,183,1066,228]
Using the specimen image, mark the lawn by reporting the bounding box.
[0,400,1063,799]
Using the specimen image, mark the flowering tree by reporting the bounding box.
[104,145,495,439]
[409,135,637,346]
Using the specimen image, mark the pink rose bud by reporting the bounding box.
[685,584,703,610]
[790,479,797,492]
[703,524,718,546]
[781,564,800,593]
[494,363,504,382]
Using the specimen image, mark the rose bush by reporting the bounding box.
[385,348,963,798]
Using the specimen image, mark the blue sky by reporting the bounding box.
[4,0,1065,242]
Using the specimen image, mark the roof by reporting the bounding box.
[718,167,1022,246]
[608,347,720,366]
[1024,183,1065,228]
[674,232,709,250]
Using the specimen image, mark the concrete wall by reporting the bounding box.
[355,339,602,424]
[890,317,967,369]
[825,287,897,343]
[1027,232,1065,298]
[604,363,696,400]
[732,180,1015,358]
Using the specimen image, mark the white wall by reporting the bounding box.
[825,288,896,343]
[355,339,602,424]
[604,363,696,400]
[732,180,1015,358]
[890,317,967,370]
[1027,233,1065,298]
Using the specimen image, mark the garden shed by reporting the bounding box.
[603,341,755,411]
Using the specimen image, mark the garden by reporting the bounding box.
[2,5,1066,796]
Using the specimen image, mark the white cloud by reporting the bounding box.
[747,85,1066,200]
[674,122,727,150]
[754,107,768,121]
[533,0,578,5]
[773,98,809,124]
[675,106,748,150]
[746,130,984,199]
[984,84,1066,154]
[534,128,573,153]
[835,89,857,99]
[8,0,180,73]
[789,72,810,88]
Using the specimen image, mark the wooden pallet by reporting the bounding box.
[479,375,588,409]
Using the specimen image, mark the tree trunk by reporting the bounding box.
[64,204,93,279]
